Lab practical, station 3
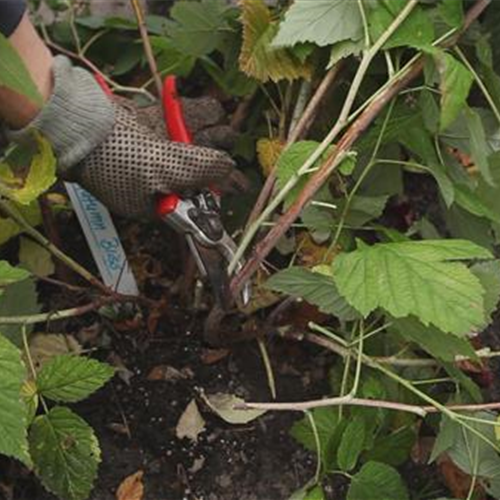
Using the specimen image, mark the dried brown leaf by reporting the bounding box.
[176,400,206,442]
[116,470,144,500]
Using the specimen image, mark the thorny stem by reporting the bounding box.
[130,0,163,97]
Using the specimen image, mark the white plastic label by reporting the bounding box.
[65,182,139,296]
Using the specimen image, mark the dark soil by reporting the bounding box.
[1,212,326,500]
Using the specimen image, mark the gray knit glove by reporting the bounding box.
[8,56,235,219]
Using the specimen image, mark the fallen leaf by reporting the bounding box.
[108,352,134,385]
[202,393,267,425]
[176,400,206,442]
[116,470,144,500]
[147,365,192,382]
[189,457,205,474]
[200,348,230,365]
[107,423,131,437]
[29,333,81,371]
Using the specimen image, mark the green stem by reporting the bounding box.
[306,410,322,483]
[455,46,500,126]
[22,325,49,413]
[327,99,395,255]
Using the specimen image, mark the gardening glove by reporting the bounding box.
[116,95,238,151]
[7,56,235,219]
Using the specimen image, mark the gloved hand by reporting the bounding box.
[8,56,236,219]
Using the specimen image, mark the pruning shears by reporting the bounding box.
[155,77,250,309]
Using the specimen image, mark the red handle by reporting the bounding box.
[162,76,193,144]
[157,76,194,216]
[94,73,113,97]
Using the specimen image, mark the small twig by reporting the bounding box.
[237,395,427,417]
[288,80,312,142]
[43,38,154,101]
[0,294,137,326]
[237,396,500,419]
[130,0,163,97]
[257,338,277,400]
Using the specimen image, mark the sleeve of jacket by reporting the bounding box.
[0,0,27,37]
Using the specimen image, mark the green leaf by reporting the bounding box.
[37,355,114,403]
[266,267,360,321]
[19,238,54,278]
[337,414,366,472]
[438,0,464,28]
[0,201,42,247]
[201,57,257,97]
[368,0,434,50]
[0,334,30,465]
[329,39,364,68]
[291,407,346,470]
[273,0,362,48]
[164,0,232,57]
[29,406,101,500]
[276,141,338,207]
[0,33,43,105]
[347,461,409,500]
[304,486,325,500]
[465,107,494,185]
[432,50,473,131]
[0,261,30,292]
[0,132,56,205]
[151,36,196,78]
[454,184,500,224]
[431,413,500,480]
[364,426,417,467]
[239,0,311,83]
[341,195,389,227]
[470,261,500,328]
[391,317,476,362]
[0,278,39,347]
[332,240,492,335]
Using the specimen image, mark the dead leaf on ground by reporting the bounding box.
[116,470,144,500]
[108,352,134,385]
[29,333,81,371]
[107,423,131,437]
[200,348,230,365]
[202,392,267,425]
[147,365,193,382]
[176,400,206,442]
